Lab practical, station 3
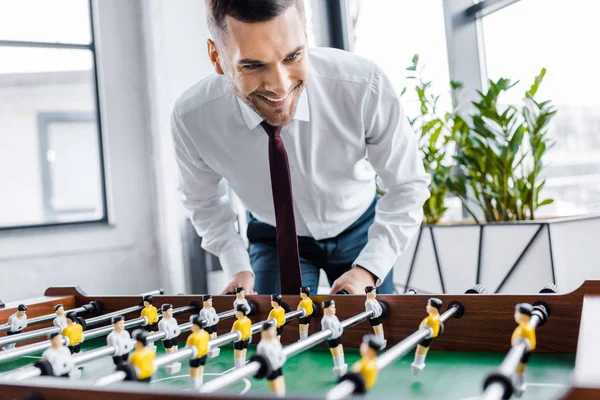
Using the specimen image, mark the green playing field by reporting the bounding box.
[0,338,575,399]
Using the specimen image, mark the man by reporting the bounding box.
[320,300,346,377]
[511,303,536,396]
[172,0,430,295]
[53,304,68,331]
[3,304,27,350]
[198,294,220,357]
[62,312,83,355]
[186,316,211,389]
[411,297,442,375]
[364,286,386,349]
[256,320,286,397]
[38,332,75,378]
[106,315,133,366]
[158,303,182,374]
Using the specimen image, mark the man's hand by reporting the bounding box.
[330,266,377,294]
[221,271,256,294]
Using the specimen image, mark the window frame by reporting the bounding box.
[0,0,108,232]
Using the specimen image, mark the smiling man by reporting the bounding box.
[171,0,430,295]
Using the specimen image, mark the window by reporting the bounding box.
[346,0,452,117]
[0,0,106,229]
[480,0,600,216]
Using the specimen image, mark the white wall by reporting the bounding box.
[0,1,161,301]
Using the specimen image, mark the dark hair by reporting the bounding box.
[143,295,153,304]
[271,294,282,305]
[206,0,305,43]
[236,304,248,314]
[49,332,61,340]
[428,298,442,310]
[18,304,27,312]
[54,304,64,312]
[133,329,149,346]
[192,316,208,329]
[300,287,310,295]
[235,287,245,294]
[322,300,335,309]
[363,334,383,352]
[262,320,275,331]
[202,295,212,302]
[365,286,376,294]
[111,315,125,324]
[515,303,533,316]
[161,303,173,312]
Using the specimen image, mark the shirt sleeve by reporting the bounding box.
[353,64,431,284]
[171,106,253,279]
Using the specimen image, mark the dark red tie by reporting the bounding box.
[260,121,302,294]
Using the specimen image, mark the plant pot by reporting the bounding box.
[393,214,600,294]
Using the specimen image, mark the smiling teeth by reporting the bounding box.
[261,95,287,102]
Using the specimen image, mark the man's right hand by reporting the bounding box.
[221,271,256,294]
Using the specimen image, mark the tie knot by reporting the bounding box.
[260,121,282,138]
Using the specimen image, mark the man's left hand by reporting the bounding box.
[330,265,377,294]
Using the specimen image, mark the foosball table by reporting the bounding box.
[0,282,599,400]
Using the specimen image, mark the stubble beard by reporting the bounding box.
[234,81,306,127]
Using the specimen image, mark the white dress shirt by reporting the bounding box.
[171,47,430,282]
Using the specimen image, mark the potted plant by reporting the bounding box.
[392,55,600,295]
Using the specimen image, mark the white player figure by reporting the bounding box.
[198,295,221,358]
[233,287,250,315]
[320,300,347,377]
[256,320,286,397]
[39,332,77,379]
[106,315,132,366]
[365,286,387,349]
[3,304,28,350]
[53,304,68,331]
[158,303,182,374]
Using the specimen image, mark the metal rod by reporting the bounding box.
[481,311,544,400]
[95,370,128,386]
[200,310,374,394]
[139,289,165,297]
[153,348,194,369]
[85,306,142,327]
[327,306,460,400]
[0,326,59,348]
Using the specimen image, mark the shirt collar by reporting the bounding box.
[236,86,310,131]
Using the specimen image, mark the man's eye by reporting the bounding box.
[244,64,262,70]
[286,52,300,61]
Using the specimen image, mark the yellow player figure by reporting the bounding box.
[231,304,252,368]
[268,294,285,340]
[297,287,313,340]
[321,300,347,376]
[365,286,386,349]
[128,329,156,383]
[511,303,536,396]
[62,312,84,356]
[186,316,210,390]
[256,320,286,397]
[141,295,159,332]
[351,334,383,391]
[411,298,442,374]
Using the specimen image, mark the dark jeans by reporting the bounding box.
[247,197,394,294]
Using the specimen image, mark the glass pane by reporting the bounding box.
[0,47,104,228]
[0,0,91,44]
[348,0,452,116]
[481,0,600,216]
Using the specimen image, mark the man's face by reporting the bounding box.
[115,320,125,333]
[208,5,309,126]
[17,311,25,318]
[204,298,213,308]
[165,308,173,318]
[51,334,62,349]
